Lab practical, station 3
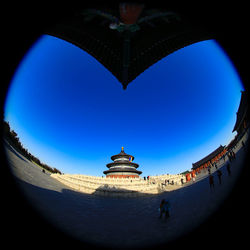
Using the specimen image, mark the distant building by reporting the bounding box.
[192,145,227,173]
[103,147,142,178]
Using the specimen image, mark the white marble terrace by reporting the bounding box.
[51,173,186,197]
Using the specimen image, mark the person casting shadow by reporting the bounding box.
[159,199,170,219]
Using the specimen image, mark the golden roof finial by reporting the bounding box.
[121,146,124,151]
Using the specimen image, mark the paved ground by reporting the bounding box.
[3,135,249,249]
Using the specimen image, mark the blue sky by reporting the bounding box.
[4,35,244,176]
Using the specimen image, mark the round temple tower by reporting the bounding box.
[104,147,142,178]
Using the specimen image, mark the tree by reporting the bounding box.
[3,120,62,174]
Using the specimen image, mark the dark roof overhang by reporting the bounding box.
[45,5,212,90]
[232,91,249,132]
[106,161,139,168]
[111,153,134,161]
[103,168,142,175]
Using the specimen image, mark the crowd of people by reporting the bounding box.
[209,161,232,191]
[207,142,243,192]
[158,132,248,218]
[193,146,239,192]
[159,148,236,219]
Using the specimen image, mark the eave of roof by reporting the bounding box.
[106,161,139,168]
[103,168,142,174]
[233,91,249,132]
[192,145,225,169]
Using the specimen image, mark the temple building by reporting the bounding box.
[104,147,142,178]
[192,145,227,173]
[226,90,249,150]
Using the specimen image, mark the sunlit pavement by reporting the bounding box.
[4,134,248,249]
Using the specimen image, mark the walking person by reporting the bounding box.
[159,199,166,219]
[209,174,215,192]
[217,170,222,185]
[159,199,170,219]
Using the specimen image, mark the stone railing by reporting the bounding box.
[51,173,183,197]
[149,174,186,186]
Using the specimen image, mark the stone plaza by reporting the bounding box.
[4,130,249,249]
